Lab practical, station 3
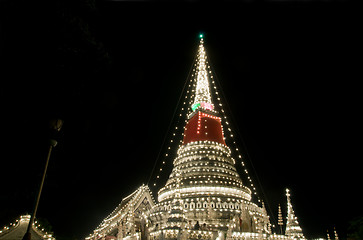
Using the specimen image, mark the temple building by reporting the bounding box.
[85,35,305,240]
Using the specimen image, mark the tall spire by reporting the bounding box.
[191,36,214,112]
[285,189,305,239]
[278,204,284,234]
[182,35,225,145]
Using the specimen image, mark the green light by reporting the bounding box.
[199,34,203,38]
[192,103,201,111]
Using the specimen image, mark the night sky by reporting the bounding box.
[0,0,361,239]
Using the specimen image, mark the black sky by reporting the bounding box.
[0,0,361,239]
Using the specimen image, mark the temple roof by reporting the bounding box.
[85,185,156,240]
[0,215,55,240]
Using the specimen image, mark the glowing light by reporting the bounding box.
[201,102,214,111]
[192,102,201,111]
[192,102,214,111]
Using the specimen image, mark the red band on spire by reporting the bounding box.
[183,112,226,145]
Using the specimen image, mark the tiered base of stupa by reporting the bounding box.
[145,140,277,240]
[84,184,297,240]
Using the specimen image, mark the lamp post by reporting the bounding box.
[22,119,63,240]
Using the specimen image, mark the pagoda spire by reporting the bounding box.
[278,204,284,234]
[182,35,225,145]
[285,189,305,239]
[191,35,214,112]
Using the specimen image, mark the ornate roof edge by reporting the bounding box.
[0,215,55,240]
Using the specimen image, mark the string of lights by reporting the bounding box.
[147,53,197,189]
[205,51,284,232]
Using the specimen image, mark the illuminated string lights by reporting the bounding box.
[151,66,197,188]
[202,43,262,203]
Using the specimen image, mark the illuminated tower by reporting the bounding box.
[148,35,271,239]
[285,189,305,239]
[85,34,308,240]
[158,37,249,201]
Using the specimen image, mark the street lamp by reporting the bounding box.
[22,119,63,240]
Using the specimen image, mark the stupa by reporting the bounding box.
[85,35,305,240]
